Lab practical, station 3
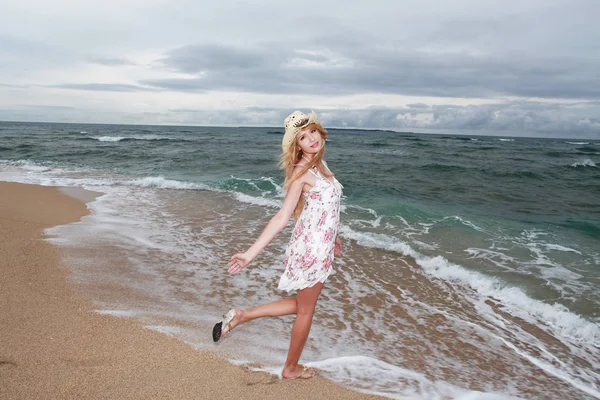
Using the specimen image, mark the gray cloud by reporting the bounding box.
[0,83,29,88]
[88,57,137,66]
[50,83,158,92]
[164,44,269,72]
[139,39,600,100]
[332,102,600,137]
[0,34,80,69]
[22,104,77,110]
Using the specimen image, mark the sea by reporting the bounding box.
[0,120,598,399]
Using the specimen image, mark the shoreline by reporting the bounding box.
[0,181,379,399]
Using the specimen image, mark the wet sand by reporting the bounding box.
[0,182,379,399]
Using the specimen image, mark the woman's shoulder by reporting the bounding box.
[291,164,310,180]
[290,165,319,189]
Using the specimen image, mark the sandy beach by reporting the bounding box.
[0,182,378,400]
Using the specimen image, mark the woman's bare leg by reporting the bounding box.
[242,297,297,322]
[281,282,324,379]
[221,297,297,335]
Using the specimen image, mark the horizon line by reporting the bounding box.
[0,119,597,141]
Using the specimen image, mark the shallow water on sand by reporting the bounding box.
[37,185,597,400]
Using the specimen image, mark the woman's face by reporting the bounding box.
[296,124,322,155]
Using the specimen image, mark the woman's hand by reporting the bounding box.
[227,252,252,274]
[334,236,343,256]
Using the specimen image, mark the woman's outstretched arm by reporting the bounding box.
[227,177,305,274]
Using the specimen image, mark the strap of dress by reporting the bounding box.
[295,162,320,178]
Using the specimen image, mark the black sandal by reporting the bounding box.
[212,309,236,342]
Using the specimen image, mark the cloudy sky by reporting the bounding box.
[1,0,599,137]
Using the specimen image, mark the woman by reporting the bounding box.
[213,110,343,380]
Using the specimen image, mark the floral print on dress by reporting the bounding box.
[278,166,343,292]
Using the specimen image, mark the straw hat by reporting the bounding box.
[282,110,320,152]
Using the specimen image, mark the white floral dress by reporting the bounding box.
[278,164,343,292]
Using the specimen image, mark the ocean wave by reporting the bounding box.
[125,176,211,190]
[93,136,126,142]
[571,159,596,168]
[90,135,175,142]
[498,138,515,142]
[338,225,599,346]
[0,161,289,209]
[0,159,52,172]
[233,192,281,208]
[443,215,488,233]
[565,142,589,145]
[219,176,284,197]
[0,160,211,191]
[345,204,383,228]
[542,243,583,254]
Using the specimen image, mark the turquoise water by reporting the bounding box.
[1,121,599,399]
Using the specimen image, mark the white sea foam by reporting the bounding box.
[498,139,515,142]
[94,309,140,317]
[0,161,215,192]
[347,204,379,216]
[250,356,521,400]
[229,175,285,198]
[465,248,519,271]
[418,255,599,344]
[259,176,284,197]
[0,159,51,172]
[144,325,186,338]
[91,135,172,142]
[499,338,600,399]
[444,215,489,234]
[571,159,596,167]
[541,243,582,254]
[339,225,599,346]
[565,142,589,145]
[346,205,383,228]
[93,136,126,142]
[233,192,281,208]
[126,176,210,190]
[521,229,547,240]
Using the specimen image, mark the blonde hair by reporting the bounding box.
[279,123,333,221]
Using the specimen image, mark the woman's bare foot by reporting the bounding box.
[221,308,244,337]
[281,364,315,380]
